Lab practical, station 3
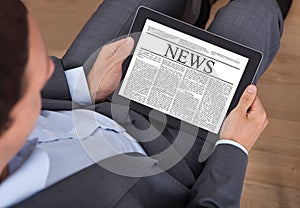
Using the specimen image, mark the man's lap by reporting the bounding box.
[57,0,283,187]
[94,101,206,187]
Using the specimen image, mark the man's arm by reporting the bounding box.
[186,85,268,207]
[41,37,134,109]
[187,145,248,208]
[41,57,72,101]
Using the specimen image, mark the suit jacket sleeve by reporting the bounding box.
[186,144,248,208]
[41,56,80,110]
[41,56,72,101]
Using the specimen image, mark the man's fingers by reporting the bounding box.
[248,96,267,119]
[111,37,134,62]
[249,96,263,112]
[102,37,134,58]
[237,85,257,113]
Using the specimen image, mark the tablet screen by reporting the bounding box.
[119,19,249,133]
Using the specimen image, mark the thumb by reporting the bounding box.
[111,37,134,63]
[237,85,257,113]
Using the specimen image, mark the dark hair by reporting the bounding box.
[0,0,29,135]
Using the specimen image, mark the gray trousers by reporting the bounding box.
[15,1,284,207]
[57,0,284,182]
[62,0,283,83]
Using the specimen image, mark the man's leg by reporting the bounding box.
[195,0,284,159]
[61,0,187,70]
[207,0,283,83]
[133,0,284,182]
[61,0,283,186]
[61,0,208,187]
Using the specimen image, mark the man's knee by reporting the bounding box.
[207,0,283,81]
[208,0,282,44]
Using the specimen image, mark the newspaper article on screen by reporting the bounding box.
[119,19,249,134]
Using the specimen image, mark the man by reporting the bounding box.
[0,0,291,207]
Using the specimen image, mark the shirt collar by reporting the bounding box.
[8,138,38,175]
[0,148,50,207]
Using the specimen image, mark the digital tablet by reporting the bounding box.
[117,6,262,134]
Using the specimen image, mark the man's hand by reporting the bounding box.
[87,37,134,103]
[220,85,268,152]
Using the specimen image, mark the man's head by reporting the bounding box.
[0,0,54,174]
[0,0,29,135]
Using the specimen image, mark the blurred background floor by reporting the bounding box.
[24,0,300,207]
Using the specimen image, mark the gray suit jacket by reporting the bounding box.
[12,56,248,207]
[13,0,262,206]
[13,146,247,208]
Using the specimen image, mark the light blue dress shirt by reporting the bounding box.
[33,109,146,186]
[0,66,246,207]
[0,67,145,207]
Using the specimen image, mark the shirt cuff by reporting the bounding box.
[65,66,92,105]
[215,140,248,156]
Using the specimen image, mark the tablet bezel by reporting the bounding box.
[117,6,262,135]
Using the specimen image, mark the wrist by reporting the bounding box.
[86,75,97,103]
[218,139,249,155]
[86,74,109,103]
